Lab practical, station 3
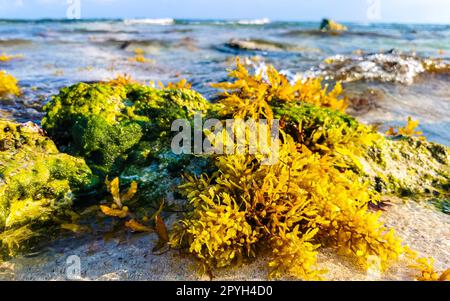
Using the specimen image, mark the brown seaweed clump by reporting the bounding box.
[169,61,449,280]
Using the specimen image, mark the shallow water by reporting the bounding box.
[0,19,449,145]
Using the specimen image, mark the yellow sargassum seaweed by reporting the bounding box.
[386,116,425,140]
[0,53,23,62]
[211,59,347,120]
[168,61,423,280]
[0,70,20,97]
[170,134,405,279]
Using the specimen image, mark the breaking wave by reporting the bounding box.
[235,18,271,25]
[303,50,450,84]
[123,18,175,26]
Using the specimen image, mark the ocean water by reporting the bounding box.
[0,18,449,145]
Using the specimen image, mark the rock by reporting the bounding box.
[119,40,170,54]
[42,80,211,205]
[346,88,384,115]
[0,120,96,258]
[273,103,450,200]
[226,38,306,53]
[363,136,450,199]
[320,19,348,32]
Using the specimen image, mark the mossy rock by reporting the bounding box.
[362,136,450,199]
[121,151,212,203]
[42,82,211,204]
[0,120,96,257]
[274,103,360,147]
[274,103,380,173]
[274,103,450,201]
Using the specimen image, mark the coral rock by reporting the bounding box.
[0,120,96,257]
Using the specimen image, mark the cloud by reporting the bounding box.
[35,0,62,5]
[0,0,23,9]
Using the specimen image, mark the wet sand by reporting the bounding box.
[1,197,448,281]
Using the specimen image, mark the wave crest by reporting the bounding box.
[235,18,270,25]
[303,51,449,84]
[124,18,174,26]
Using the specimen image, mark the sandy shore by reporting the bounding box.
[0,197,448,281]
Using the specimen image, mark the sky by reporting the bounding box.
[0,0,449,24]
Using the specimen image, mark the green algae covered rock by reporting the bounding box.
[274,103,380,171]
[274,103,362,151]
[0,120,96,257]
[42,81,211,204]
[274,103,450,203]
[42,78,449,210]
[363,136,449,199]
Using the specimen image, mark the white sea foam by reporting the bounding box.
[124,18,175,26]
[243,58,293,83]
[301,52,431,85]
[235,18,270,25]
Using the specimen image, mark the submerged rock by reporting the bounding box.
[119,40,171,53]
[345,88,384,115]
[42,81,211,204]
[0,120,96,257]
[225,38,310,53]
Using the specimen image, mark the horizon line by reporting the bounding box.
[0,17,448,26]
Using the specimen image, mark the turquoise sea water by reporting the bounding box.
[0,19,449,145]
